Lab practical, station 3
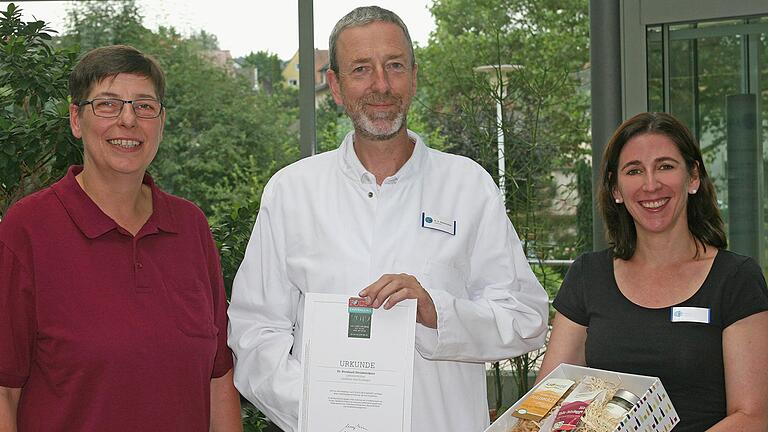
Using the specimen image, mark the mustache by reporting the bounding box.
[360,92,402,106]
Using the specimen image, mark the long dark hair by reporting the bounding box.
[598,112,726,259]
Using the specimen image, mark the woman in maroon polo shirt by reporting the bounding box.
[0,45,242,431]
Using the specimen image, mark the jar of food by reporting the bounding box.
[603,389,640,420]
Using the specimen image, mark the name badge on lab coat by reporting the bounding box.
[670,306,710,324]
[421,212,456,235]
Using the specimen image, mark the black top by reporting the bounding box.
[553,249,768,431]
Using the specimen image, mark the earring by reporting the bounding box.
[615,198,623,204]
[689,189,697,194]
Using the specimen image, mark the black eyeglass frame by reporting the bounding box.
[76,97,165,119]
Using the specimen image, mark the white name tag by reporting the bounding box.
[670,307,710,324]
[421,212,456,235]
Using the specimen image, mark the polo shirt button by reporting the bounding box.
[135,262,143,269]
[368,192,374,198]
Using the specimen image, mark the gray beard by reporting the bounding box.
[349,109,406,141]
[341,88,408,141]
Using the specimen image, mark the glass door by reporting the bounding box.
[621,0,768,269]
[646,16,768,266]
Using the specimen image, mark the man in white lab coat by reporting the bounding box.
[227,6,549,432]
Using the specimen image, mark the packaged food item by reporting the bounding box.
[550,381,603,431]
[508,405,559,432]
[508,419,540,432]
[602,389,640,420]
[499,366,677,432]
[511,378,575,422]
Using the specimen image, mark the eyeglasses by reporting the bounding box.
[77,98,164,119]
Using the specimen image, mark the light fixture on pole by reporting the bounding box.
[473,64,522,203]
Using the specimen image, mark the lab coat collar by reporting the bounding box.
[338,129,427,185]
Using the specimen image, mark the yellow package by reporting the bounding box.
[511,378,575,421]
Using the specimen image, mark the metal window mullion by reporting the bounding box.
[747,30,764,266]
[740,32,751,93]
[670,22,768,41]
[692,37,701,140]
[747,31,761,95]
[662,23,671,113]
[298,0,316,158]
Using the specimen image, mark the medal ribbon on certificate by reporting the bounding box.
[348,297,373,339]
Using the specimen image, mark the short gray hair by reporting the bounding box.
[329,6,415,74]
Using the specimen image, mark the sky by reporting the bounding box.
[5,0,437,60]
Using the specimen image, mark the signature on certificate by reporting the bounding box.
[338,424,369,432]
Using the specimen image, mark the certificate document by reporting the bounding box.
[298,293,417,432]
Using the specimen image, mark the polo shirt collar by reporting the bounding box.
[52,165,180,238]
[339,129,427,185]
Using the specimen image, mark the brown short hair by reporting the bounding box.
[69,45,165,106]
[598,112,726,259]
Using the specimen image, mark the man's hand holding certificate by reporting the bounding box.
[299,293,417,432]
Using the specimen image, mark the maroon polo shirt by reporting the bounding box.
[0,166,233,431]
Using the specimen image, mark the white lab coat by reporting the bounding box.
[228,130,549,432]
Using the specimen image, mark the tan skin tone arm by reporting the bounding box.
[0,386,20,432]
[209,368,242,432]
[706,311,768,431]
[535,312,587,383]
